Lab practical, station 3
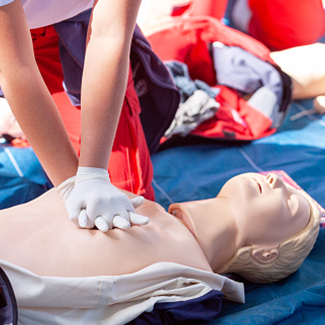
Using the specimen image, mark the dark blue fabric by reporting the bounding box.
[53,9,91,106]
[0,267,18,325]
[0,268,18,325]
[130,26,180,154]
[152,97,325,324]
[128,290,223,325]
[54,13,180,154]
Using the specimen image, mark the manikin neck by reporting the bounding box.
[169,197,244,272]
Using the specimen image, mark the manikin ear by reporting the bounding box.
[252,246,279,264]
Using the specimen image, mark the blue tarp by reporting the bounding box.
[152,98,325,324]
[0,146,51,209]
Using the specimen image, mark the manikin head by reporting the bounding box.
[169,173,320,283]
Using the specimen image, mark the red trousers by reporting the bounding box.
[31,26,154,200]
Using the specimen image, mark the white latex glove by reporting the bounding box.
[56,167,149,232]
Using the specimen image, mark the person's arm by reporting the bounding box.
[79,0,141,168]
[57,0,149,232]
[270,43,325,100]
[0,1,79,185]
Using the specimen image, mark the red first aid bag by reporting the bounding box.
[147,16,292,144]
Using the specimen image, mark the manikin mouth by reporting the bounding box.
[252,177,263,193]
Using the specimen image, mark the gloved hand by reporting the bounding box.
[56,167,149,232]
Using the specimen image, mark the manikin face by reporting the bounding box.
[218,173,311,246]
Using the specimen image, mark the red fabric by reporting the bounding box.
[160,85,275,144]
[31,26,82,152]
[148,16,273,87]
[108,68,155,199]
[248,0,325,50]
[149,17,277,143]
[31,26,154,199]
[171,3,192,17]
[191,86,275,140]
[190,0,228,20]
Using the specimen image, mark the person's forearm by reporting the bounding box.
[79,37,130,169]
[271,43,325,100]
[1,69,79,186]
[79,0,141,169]
[0,1,78,186]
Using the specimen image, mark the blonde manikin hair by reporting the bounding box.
[217,191,321,283]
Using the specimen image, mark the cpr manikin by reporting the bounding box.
[169,173,320,283]
[0,173,320,323]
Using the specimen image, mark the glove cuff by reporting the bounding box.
[56,175,76,200]
[76,167,110,182]
[77,167,109,176]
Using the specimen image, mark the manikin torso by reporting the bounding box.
[0,172,310,279]
[0,189,212,277]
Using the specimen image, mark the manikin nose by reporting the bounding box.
[265,173,284,189]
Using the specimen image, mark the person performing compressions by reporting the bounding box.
[0,172,320,323]
[0,0,156,231]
